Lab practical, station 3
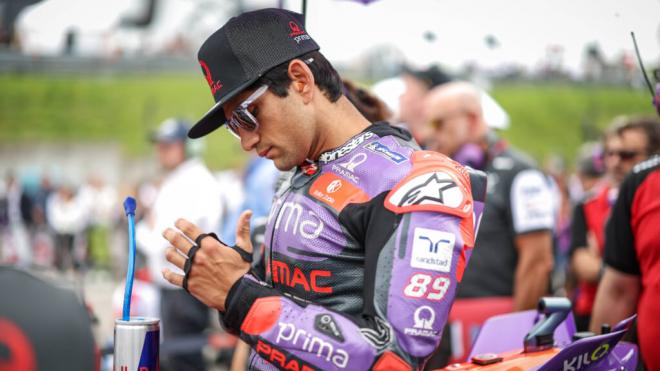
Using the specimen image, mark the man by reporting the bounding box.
[399,66,509,148]
[136,118,222,370]
[569,121,627,331]
[399,66,453,145]
[424,82,555,311]
[160,9,486,370]
[590,117,660,370]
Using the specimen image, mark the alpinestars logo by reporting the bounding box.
[319,132,374,163]
[199,60,223,95]
[389,172,463,208]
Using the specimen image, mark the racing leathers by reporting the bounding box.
[220,123,487,370]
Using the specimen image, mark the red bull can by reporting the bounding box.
[114,317,159,371]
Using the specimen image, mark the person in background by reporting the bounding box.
[1,172,33,266]
[399,65,453,146]
[423,81,554,363]
[136,118,222,371]
[78,174,117,270]
[569,142,607,202]
[568,120,628,331]
[590,116,660,370]
[47,184,87,272]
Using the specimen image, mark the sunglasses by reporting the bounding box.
[225,58,315,138]
[605,150,642,161]
[226,84,269,138]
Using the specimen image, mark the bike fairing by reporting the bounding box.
[219,123,486,370]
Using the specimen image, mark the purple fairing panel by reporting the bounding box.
[605,342,638,370]
[385,211,466,358]
[537,329,631,371]
[255,298,378,371]
[468,310,576,359]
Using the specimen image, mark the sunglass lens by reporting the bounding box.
[619,151,638,160]
[233,110,257,131]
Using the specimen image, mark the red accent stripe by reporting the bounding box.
[372,351,412,371]
[240,297,282,335]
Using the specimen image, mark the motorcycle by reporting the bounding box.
[438,297,638,370]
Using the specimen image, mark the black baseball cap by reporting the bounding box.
[189,8,320,139]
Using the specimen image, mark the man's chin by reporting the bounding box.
[272,158,294,171]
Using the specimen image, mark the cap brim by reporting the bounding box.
[188,78,260,139]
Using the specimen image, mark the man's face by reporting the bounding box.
[424,96,470,156]
[399,75,430,142]
[156,141,186,170]
[603,134,626,184]
[619,127,650,174]
[222,86,315,171]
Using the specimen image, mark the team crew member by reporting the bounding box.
[136,118,222,370]
[160,9,486,370]
[423,82,555,311]
[568,122,627,331]
[590,117,660,370]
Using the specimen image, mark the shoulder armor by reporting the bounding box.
[385,151,475,218]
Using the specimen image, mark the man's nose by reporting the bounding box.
[239,129,259,151]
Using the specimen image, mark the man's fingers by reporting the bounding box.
[162,268,184,288]
[235,210,253,253]
[175,218,204,241]
[163,228,194,255]
[165,246,187,269]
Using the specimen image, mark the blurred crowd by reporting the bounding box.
[1,63,659,370]
[0,171,120,274]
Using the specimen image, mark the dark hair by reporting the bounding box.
[616,116,660,155]
[252,51,343,102]
[342,79,392,122]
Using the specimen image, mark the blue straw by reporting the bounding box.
[122,197,137,321]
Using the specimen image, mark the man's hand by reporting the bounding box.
[161,210,253,311]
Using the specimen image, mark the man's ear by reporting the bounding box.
[288,59,315,104]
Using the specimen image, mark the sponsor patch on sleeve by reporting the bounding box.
[410,228,455,272]
[309,173,369,212]
[385,152,472,217]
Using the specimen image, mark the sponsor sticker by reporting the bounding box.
[319,132,374,163]
[404,306,440,338]
[410,228,455,272]
[309,173,369,212]
[276,322,349,368]
[364,141,406,164]
[314,314,345,343]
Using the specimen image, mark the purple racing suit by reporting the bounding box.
[221,123,487,370]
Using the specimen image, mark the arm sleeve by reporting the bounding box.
[219,165,482,370]
[510,169,555,234]
[604,176,640,275]
[569,202,588,257]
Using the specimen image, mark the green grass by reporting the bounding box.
[0,75,654,170]
[492,83,653,166]
[0,74,245,170]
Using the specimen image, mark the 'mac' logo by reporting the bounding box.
[199,60,223,95]
[272,259,332,293]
